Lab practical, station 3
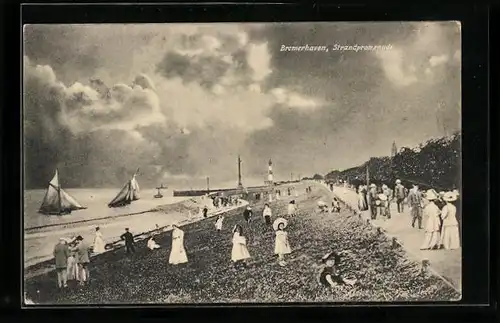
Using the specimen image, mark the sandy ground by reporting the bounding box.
[23,196,246,269]
[24,181,459,304]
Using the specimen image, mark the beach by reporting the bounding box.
[24,182,460,304]
[24,188,224,269]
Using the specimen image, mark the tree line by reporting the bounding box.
[323,132,461,191]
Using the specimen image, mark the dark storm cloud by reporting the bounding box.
[23,25,102,85]
[242,22,461,174]
[23,59,162,189]
[23,23,461,188]
[156,52,232,89]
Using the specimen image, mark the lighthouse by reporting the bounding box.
[265,158,274,185]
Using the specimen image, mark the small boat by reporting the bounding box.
[154,184,167,198]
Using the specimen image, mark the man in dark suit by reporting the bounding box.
[120,228,135,254]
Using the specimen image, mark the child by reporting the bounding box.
[332,198,341,213]
[215,215,224,232]
[318,251,357,288]
[262,203,272,225]
[243,206,253,224]
[273,218,291,266]
[231,225,251,268]
[287,200,297,216]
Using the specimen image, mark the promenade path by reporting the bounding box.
[330,185,461,294]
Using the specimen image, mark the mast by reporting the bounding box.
[56,170,62,214]
[237,155,243,189]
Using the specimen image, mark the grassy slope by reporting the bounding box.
[24,185,460,304]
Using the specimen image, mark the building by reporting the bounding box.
[264,159,274,185]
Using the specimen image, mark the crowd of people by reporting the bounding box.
[51,184,354,292]
[353,179,461,251]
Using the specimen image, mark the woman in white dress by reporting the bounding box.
[420,190,442,250]
[93,227,106,254]
[66,237,79,282]
[439,192,460,250]
[231,225,251,268]
[273,218,291,266]
[215,215,224,232]
[169,225,188,265]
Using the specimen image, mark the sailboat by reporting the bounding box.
[108,169,140,208]
[38,169,87,215]
[154,183,166,199]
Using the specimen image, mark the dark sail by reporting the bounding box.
[108,172,140,208]
[38,170,87,215]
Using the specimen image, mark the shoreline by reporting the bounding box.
[24,199,249,278]
[23,182,461,304]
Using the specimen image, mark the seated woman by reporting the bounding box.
[147,234,161,250]
[318,251,357,288]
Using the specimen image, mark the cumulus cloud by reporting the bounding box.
[376,48,418,87]
[23,59,165,188]
[429,54,449,67]
[24,22,461,188]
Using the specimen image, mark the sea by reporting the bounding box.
[23,188,194,269]
[24,188,188,229]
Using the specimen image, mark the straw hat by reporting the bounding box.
[317,200,327,207]
[370,184,376,188]
[321,251,341,264]
[382,184,388,189]
[378,194,388,201]
[443,192,458,202]
[273,217,288,231]
[395,179,401,184]
[424,189,438,200]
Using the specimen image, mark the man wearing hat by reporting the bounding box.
[74,235,91,286]
[368,184,378,219]
[394,180,406,213]
[53,238,70,289]
[381,184,393,219]
[120,228,136,255]
[407,184,423,229]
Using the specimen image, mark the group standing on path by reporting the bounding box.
[353,179,461,251]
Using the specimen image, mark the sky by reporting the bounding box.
[23,22,461,190]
